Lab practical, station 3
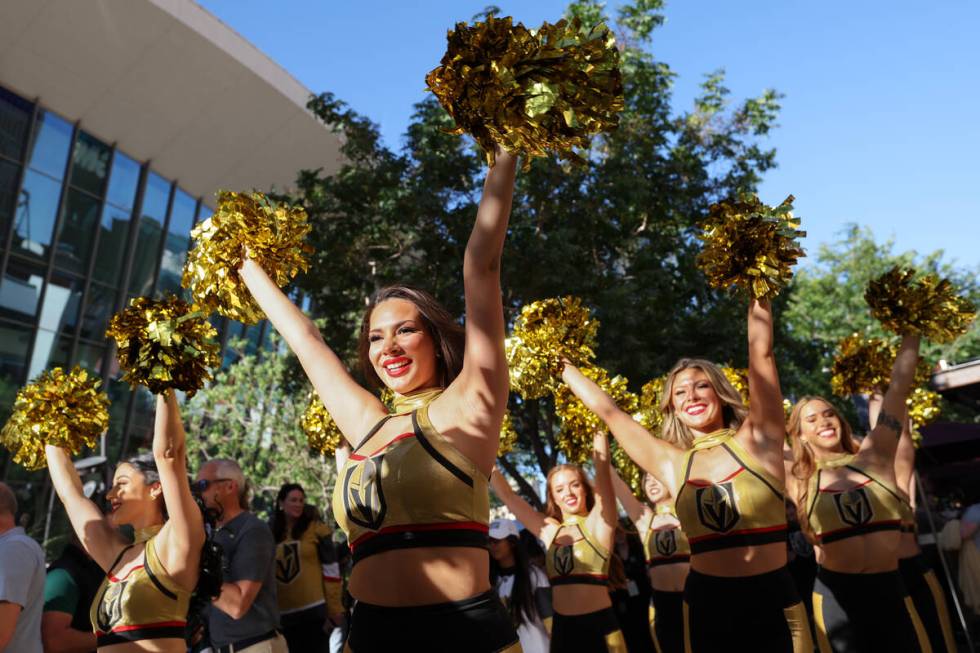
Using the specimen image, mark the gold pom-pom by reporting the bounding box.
[907,387,941,431]
[426,15,623,167]
[830,334,897,397]
[507,296,599,399]
[554,366,637,463]
[720,366,751,406]
[302,394,344,456]
[498,411,518,457]
[865,267,976,343]
[634,375,666,431]
[106,296,220,397]
[1,367,109,470]
[696,194,806,299]
[182,191,313,324]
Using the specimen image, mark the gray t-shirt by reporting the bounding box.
[0,527,46,653]
[208,511,279,647]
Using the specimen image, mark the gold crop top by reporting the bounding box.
[806,455,908,544]
[545,514,611,586]
[275,521,343,616]
[642,507,691,567]
[674,430,787,554]
[90,530,191,647]
[331,400,490,565]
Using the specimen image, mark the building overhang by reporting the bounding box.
[0,0,342,200]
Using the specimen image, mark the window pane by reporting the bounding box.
[27,111,72,179]
[54,188,101,273]
[0,159,20,239]
[103,377,131,460]
[0,320,32,386]
[105,152,140,211]
[39,269,84,333]
[126,386,155,453]
[27,332,72,380]
[156,189,195,294]
[69,132,110,197]
[12,169,62,260]
[0,258,45,321]
[74,341,106,376]
[79,282,117,341]
[92,203,132,287]
[0,87,33,161]
[126,173,170,297]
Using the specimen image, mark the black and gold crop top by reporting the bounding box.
[544,514,611,586]
[331,395,490,565]
[674,430,787,555]
[90,527,191,647]
[642,506,691,567]
[806,455,908,544]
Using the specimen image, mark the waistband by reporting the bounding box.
[351,524,489,564]
[685,566,800,609]
[816,567,908,597]
[898,553,931,577]
[549,573,608,587]
[214,629,278,653]
[96,622,186,647]
[553,605,619,628]
[688,525,787,554]
[353,589,498,617]
[648,554,691,568]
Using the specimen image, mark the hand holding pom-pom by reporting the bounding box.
[182,191,313,324]
[302,394,344,456]
[1,367,109,470]
[106,295,220,397]
[831,333,933,397]
[696,194,806,300]
[554,366,637,463]
[865,267,976,343]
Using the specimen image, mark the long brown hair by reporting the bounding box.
[787,396,859,540]
[660,358,748,449]
[544,464,596,522]
[357,285,465,390]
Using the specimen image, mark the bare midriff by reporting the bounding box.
[897,531,920,560]
[816,530,901,573]
[552,583,613,616]
[101,639,186,653]
[649,562,689,592]
[689,541,787,577]
[348,546,490,606]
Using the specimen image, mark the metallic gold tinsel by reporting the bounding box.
[302,394,344,456]
[106,295,220,396]
[720,366,750,406]
[830,333,934,397]
[507,296,599,399]
[865,267,976,343]
[498,411,518,457]
[907,387,941,430]
[0,367,109,470]
[634,375,666,432]
[554,366,637,464]
[696,194,806,299]
[426,15,623,167]
[182,191,313,324]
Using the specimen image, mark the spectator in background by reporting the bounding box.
[609,523,656,653]
[960,496,980,621]
[272,483,343,652]
[488,519,552,653]
[195,459,285,653]
[0,481,45,653]
[41,532,103,653]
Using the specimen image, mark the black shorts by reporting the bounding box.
[899,554,957,652]
[551,606,626,653]
[683,567,811,653]
[651,590,683,653]
[344,590,519,653]
[812,567,930,652]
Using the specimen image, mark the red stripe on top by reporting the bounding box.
[686,467,745,487]
[108,565,144,583]
[349,432,416,461]
[687,524,787,543]
[351,521,489,550]
[102,620,187,634]
[818,478,873,493]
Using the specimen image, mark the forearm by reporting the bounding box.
[239,259,326,354]
[45,445,85,505]
[212,582,252,620]
[490,469,544,532]
[611,469,645,523]
[43,625,97,653]
[879,336,921,429]
[464,150,517,274]
[154,391,186,462]
[592,432,617,525]
[747,299,774,357]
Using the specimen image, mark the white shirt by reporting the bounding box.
[495,566,551,653]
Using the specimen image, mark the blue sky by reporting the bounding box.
[199,0,979,270]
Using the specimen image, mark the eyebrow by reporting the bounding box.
[369,319,415,334]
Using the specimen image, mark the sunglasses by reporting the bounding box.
[191,478,231,493]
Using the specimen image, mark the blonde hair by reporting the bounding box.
[660,358,748,449]
[786,396,858,540]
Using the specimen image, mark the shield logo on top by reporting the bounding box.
[343,455,387,530]
[276,541,300,584]
[695,482,740,532]
[655,529,678,557]
[553,544,575,576]
[833,488,873,526]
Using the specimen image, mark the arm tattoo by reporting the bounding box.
[875,411,903,438]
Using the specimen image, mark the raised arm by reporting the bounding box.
[153,391,205,590]
[860,335,921,463]
[45,445,127,572]
[435,149,518,467]
[588,430,618,549]
[489,467,548,540]
[239,259,386,443]
[560,363,683,493]
[745,299,786,449]
[611,467,651,526]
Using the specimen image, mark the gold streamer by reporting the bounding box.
[426,15,623,167]
[696,194,806,299]
[182,191,313,324]
[0,367,109,470]
[634,375,666,432]
[720,366,750,406]
[865,267,976,343]
[301,393,344,456]
[106,295,220,396]
[831,333,934,397]
[554,366,637,464]
[498,410,518,457]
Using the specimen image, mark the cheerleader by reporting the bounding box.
[560,299,812,652]
[786,335,931,652]
[491,430,627,652]
[238,146,519,651]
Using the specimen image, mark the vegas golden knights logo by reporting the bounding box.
[833,489,873,526]
[553,544,575,576]
[276,541,300,584]
[696,482,740,532]
[96,581,126,632]
[655,530,678,557]
[343,456,387,530]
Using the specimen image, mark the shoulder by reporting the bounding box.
[0,533,44,563]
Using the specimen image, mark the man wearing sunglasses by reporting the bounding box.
[195,459,285,653]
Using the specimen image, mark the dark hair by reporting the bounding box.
[357,285,465,390]
[272,483,314,542]
[490,534,540,627]
[123,454,167,519]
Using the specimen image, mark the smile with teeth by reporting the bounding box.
[685,404,707,416]
[818,428,836,438]
[382,357,412,377]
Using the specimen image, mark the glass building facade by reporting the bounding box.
[0,83,275,462]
